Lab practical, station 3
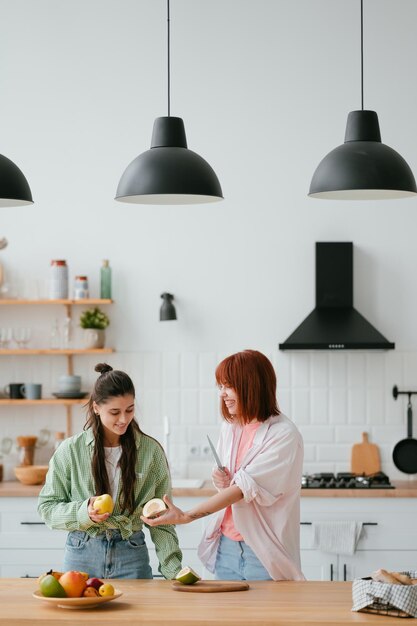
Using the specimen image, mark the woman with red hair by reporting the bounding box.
[142,349,304,581]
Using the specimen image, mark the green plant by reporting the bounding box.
[79,307,110,330]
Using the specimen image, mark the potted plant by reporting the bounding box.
[79,307,110,349]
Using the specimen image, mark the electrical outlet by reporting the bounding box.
[201,444,212,459]
[187,444,201,458]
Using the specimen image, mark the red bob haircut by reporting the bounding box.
[215,349,280,424]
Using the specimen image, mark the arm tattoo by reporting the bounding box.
[188,510,211,519]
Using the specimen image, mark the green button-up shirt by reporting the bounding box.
[37,428,182,579]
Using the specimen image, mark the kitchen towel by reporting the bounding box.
[312,521,363,555]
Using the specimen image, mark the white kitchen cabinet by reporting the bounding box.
[300,498,417,581]
[0,497,66,577]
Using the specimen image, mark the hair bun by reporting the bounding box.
[94,363,113,375]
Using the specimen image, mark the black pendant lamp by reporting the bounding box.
[0,154,33,207]
[116,1,223,205]
[309,0,416,200]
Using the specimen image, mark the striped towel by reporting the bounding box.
[312,521,363,555]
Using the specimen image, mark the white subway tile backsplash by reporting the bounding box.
[329,388,347,424]
[300,426,334,444]
[310,389,328,425]
[291,353,310,387]
[317,444,350,463]
[143,352,162,389]
[181,389,199,426]
[347,353,366,387]
[366,388,385,424]
[199,352,217,388]
[275,352,291,388]
[163,352,181,388]
[291,389,311,425]
[329,353,347,387]
[366,353,385,387]
[199,389,218,425]
[311,353,328,387]
[348,388,366,424]
[303,444,317,462]
[181,352,199,388]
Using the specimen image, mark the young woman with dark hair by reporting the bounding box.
[38,363,182,579]
[142,349,304,581]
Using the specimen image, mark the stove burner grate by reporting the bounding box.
[301,471,395,489]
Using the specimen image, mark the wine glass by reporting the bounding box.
[0,328,12,349]
[13,327,32,349]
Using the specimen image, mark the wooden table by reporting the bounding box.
[0,579,409,625]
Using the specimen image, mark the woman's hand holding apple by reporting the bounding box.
[88,495,112,523]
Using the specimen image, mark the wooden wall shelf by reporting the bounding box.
[0,298,115,436]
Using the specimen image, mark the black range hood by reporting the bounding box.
[279,242,395,351]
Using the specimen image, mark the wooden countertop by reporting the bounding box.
[0,579,409,625]
[2,479,417,498]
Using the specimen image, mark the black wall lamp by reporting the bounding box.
[115,0,223,205]
[309,0,416,200]
[160,292,177,321]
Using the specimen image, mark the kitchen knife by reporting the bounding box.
[206,435,226,473]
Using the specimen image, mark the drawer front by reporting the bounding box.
[300,499,417,551]
[0,509,66,548]
[0,549,64,578]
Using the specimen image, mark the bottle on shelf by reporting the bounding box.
[62,316,73,348]
[100,260,112,299]
[49,260,69,299]
[50,318,61,349]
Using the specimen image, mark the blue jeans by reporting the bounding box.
[63,529,153,579]
[214,534,272,580]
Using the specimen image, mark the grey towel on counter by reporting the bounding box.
[312,520,363,555]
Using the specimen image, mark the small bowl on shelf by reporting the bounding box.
[14,465,48,485]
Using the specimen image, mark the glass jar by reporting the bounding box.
[49,260,69,299]
[74,276,89,300]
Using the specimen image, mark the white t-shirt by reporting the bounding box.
[104,446,122,503]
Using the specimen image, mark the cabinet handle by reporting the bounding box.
[330,563,334,581]
[300,522,377,526]
[20,521,46,525]
[343,563,347,581]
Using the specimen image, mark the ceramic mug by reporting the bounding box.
[21,383,42,400]
[4,383,24,399]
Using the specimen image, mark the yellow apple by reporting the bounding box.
[93,494,114,515]
[99,582,114,597]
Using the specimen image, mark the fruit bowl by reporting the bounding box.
[32,589,123,609]
[14,465,48,485]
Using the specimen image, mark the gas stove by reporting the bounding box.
[301,471,395,489]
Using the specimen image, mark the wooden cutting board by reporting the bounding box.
[350,432,381,475]
[172,580,249,593]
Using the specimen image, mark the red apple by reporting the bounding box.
[86,577,104,590]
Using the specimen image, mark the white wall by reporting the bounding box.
[1,0,417,480]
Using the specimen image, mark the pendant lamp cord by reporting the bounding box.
[167,0,171,117]
[360,0,364,110]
